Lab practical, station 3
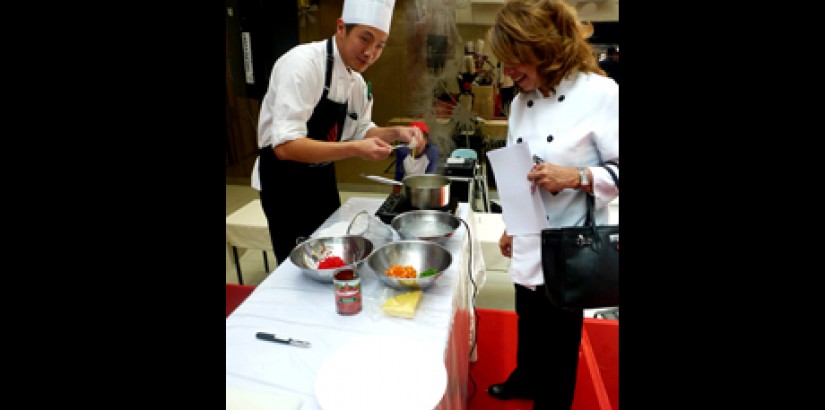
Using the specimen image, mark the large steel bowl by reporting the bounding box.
[391,210,462,245]
[289,235,374,283]
[366,240,453,290]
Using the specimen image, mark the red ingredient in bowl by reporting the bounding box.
[318,255,347,269]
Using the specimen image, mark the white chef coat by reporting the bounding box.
[505,71,619,288]
[251,37,377,190]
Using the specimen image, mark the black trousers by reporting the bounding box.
[258,147,340,265]
[508,283,584,410]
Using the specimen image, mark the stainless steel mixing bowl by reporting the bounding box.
[390,210,462,245]
[366,240,453,290]
[289,235,374,283]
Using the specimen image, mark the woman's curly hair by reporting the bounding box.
[488,0,605,96]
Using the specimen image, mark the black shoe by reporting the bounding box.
[487,383,535,400]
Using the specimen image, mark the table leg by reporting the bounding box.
[232,246,244,285]
[478,178,490,212]
[472,163,491,212]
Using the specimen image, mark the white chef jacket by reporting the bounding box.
[251,37,377,190]
[505,71,619,288]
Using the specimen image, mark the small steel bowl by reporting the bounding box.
[366,240,453,290]
[289,235,374,283]
[391,210,462,245]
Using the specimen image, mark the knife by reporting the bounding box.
[255,332,311,348]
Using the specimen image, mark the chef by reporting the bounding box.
[252,0,423,266]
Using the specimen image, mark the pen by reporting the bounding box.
[255,332,311,348]
[531,154,559,195]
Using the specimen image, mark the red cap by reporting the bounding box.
[409,121,429,135]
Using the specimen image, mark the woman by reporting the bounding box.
[485,1,619,409]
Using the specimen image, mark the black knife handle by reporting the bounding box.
[256,332,284,343]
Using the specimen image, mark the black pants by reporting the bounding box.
[508,283,583,410]
[258,147,340,265]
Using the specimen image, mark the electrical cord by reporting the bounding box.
[457,216,481,404]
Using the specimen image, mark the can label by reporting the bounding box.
[334,270,362,315]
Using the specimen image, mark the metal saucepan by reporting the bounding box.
[363,174,451,209]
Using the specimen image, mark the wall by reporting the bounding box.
[226,0,299,170]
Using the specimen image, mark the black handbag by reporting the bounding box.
[541,163,619,309]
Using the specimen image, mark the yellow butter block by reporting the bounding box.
[382,290,423,318]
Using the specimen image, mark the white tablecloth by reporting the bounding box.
[226,197,485,410]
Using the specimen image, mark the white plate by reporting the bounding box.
[315,335,447,410]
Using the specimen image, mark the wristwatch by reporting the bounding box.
[577,167,590,189]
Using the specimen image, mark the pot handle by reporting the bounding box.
[362,174,403,186]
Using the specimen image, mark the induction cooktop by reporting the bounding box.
[374,193,458,225]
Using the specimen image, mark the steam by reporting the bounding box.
[405,0,479,156]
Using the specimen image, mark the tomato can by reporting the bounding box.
[333,270,362,315]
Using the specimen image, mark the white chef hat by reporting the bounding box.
[341,0,396,35]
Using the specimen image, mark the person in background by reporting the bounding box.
[454,43,478,114]
[486,1,619,409]
[394,121,440,182]
[252,0,424,265]
[458,42,477,94]
[599,45,619,84]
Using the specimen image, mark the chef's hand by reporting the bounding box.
[356,138,393,160]
[396,126,423,148]
[527,162,579,193]
[499,231,512,258]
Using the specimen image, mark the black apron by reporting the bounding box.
[259,38,348,264]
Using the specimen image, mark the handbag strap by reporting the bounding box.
[584,188,597,227]
[584,161,619,227]
[602,161,619,189]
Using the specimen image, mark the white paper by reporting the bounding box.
[485,144,549,235]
